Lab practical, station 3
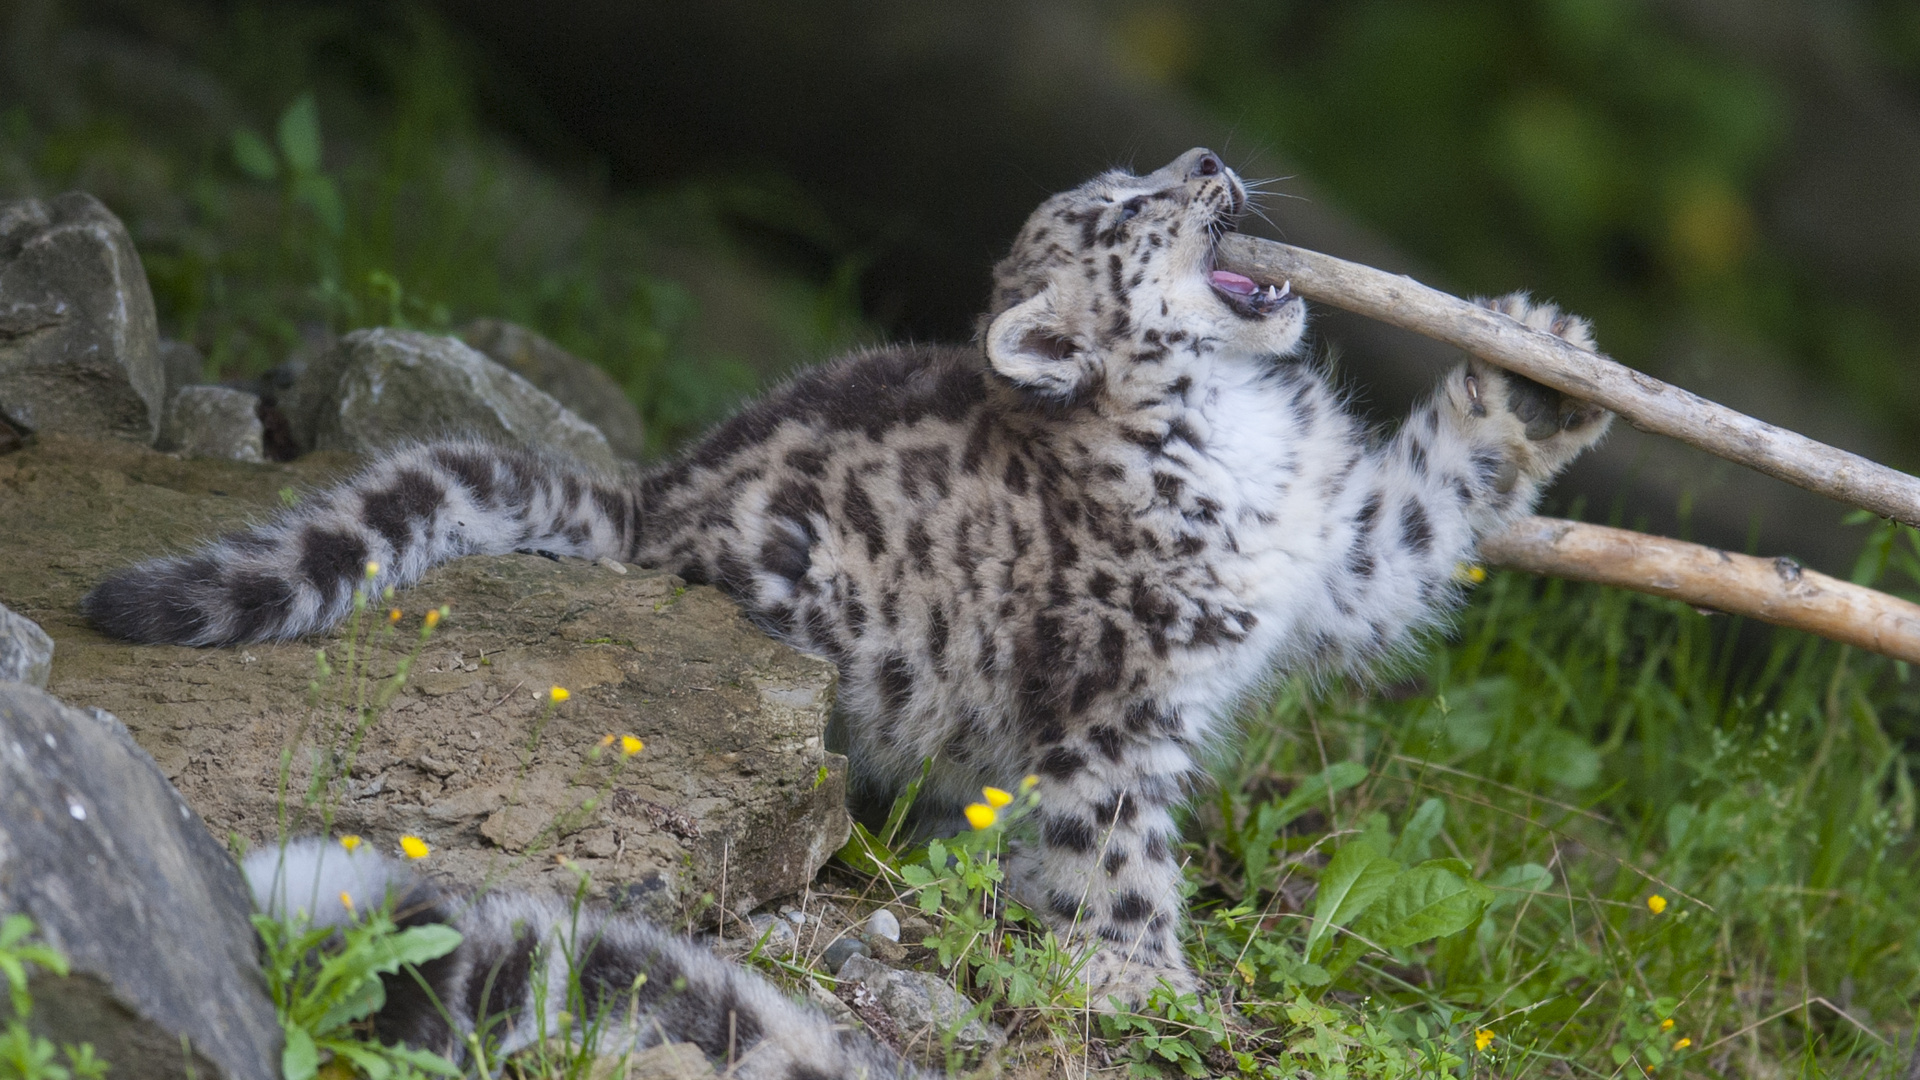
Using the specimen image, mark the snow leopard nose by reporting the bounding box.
[1187,152,1223,180]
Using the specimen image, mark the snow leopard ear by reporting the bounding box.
[986,287,1102,404]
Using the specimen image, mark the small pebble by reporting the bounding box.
[866,908,900,942]
[785,909,806,925]
[822,936,871,975]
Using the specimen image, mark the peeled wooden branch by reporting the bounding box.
[1215,233,1920,528]
[1481,517,1920,664]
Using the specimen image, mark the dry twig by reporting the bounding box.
[1482,517,1920,665]
[1215,233,1920,528]
[1213,234,1920,662]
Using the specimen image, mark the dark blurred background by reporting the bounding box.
[6,0,1918,575]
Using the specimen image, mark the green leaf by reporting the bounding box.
[1486,862,1553,912]
[276,93,323,174]
[293,173,346,237]
[1352,858,1490,946]
[834,822,900,878]
[282,1023,319,1080]
[378,924,462,969]
[311,972,384,1033]
[231,128,278,180]
[1304,839,1402,960]
[1390,797,1446,864]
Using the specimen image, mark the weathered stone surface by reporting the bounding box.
[157,338,207,400]
[0,193,165,443]
[0,683,280,1080]
[0,601,52,686]
[0,433,847,922]
[159,385,264,461]
[462,318,647,461]
[293,327,618,471]
[841,954,1004,1062]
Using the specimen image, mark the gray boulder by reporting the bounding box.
[0,193,165,443]
[0,601,52,687]
[840,954,1004,1063]
[462,318,647,461]
[0,683,279,1080]
[159,385,264,462]
[293,328,618,470]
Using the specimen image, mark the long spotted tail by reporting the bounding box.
[82,440,638,645]
[244,839,924,1078]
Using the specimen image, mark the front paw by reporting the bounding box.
[1082,945,1197,1012]
[1458,294,1612,478]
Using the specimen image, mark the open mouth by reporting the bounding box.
[1208,267,1295,318]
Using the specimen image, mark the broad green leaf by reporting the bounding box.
[1304,839,1402,960]
[276,93,323,174]
[1323,859,1491,979]
[1390,797,1446,864]
[378,924,462,968]
[282,1023,319,1080]
[1352,859,1491,949]
[1486,862,1553,912]
[231,128,278,180]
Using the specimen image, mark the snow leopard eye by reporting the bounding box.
[1119,197,1146,222]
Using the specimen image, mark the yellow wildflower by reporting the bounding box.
[1020,773,1040,791]
[1660,1018,1674,1031]
[364,561,380,579]
[338,834,362,852]
[550,685,571,703]
[388,608,402,624]
[1672,1037,1691,1051]
[424,609,441,629]
[982,786,1013,808]
[399,835,431,860]
[339,890,355,915]
[620,735,644,757]
[600,734,617,748]
[1453,562,1488,584]
[1474,1029,1495,1052]
[1646,894,1668,914]
[963,803,998,830]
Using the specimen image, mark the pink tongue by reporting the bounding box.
[1210,270,1258,296]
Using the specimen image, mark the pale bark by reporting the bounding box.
[1481,517,1920,664]
[1215,233,1920,528]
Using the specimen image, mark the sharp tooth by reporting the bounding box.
[1279,280,1292,298]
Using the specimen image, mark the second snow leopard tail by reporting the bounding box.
[82,440,639,646]
[245,839,925,1078]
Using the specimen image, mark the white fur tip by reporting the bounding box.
[243,837,418,927]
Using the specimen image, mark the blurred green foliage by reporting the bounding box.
[1128,0,1920,454]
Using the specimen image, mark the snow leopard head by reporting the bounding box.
[983,148,1305,407]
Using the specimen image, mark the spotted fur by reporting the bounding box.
[90,149,1610,1007]
[245,839,921,1078]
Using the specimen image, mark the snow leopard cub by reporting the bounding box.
[87,148,1610,1006]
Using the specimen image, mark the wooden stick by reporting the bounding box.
[1481,517,1920,664]
[1214,233,1920,528]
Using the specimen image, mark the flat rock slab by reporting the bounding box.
[0,433,848,921]
[0,683,280,1080]
[0,601,53,686]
